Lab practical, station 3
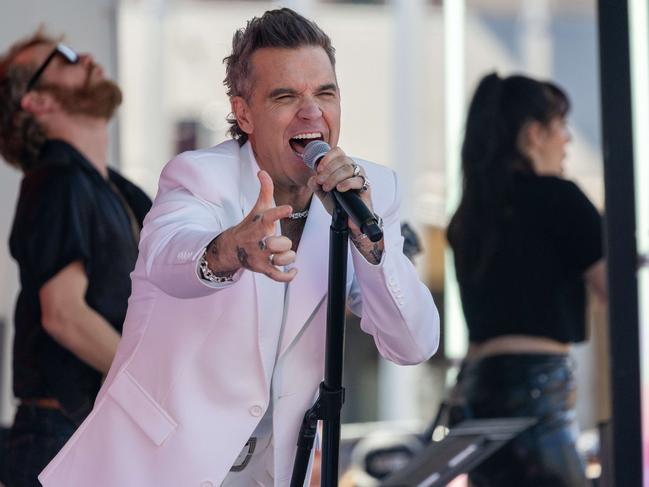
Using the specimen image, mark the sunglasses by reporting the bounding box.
[26,43,80,92]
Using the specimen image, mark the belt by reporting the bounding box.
[20,398,63,410]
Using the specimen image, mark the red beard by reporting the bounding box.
[40,66,123,120]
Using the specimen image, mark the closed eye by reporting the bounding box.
[269,88,298,101]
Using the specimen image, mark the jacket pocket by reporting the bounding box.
[107,370,177,446]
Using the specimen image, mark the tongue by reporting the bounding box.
[289,138,310,154]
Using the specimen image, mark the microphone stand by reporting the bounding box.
[290,199,349,487]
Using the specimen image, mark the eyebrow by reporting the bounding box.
[317,83,338,92]
[268,83,338,99]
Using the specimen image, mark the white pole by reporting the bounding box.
[377,0,427,422]
[443,0,467,362]
[628,0,649,474]
[518,0,552,77]
[118,0,168,195]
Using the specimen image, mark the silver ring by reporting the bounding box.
[359,175,370,193]
[269,254,275,265]
[351,163,361,178]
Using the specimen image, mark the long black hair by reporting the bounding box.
[447,73,570,282]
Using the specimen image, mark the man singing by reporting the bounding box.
[0,31,151,487]
[40,8,439,487]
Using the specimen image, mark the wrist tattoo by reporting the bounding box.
[350,233,383,265]
[208,238,219,257]
[206,239,237,277]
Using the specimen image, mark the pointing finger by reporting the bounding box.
[252,170,275,212]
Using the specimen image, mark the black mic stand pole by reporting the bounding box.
[290,199,349,487]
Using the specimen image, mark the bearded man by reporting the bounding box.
[0,31,151,487]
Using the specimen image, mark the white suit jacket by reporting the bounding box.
[39,140,439,487]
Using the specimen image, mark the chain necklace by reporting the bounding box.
[287,209,309,220]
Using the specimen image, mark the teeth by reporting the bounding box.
[292,132,322,140]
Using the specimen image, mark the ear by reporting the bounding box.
[524,121,547,150]
[231,96,254,135]
[21,91,58,116]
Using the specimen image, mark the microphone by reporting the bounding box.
[303,141,383,242]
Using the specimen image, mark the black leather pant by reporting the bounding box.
[450,353,588,487]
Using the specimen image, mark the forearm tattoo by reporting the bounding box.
[350,233,383,265]
[369,243,383,264]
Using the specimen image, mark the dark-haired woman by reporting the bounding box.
[447,73,607,487]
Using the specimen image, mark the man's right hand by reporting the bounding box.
[205,170,298,283]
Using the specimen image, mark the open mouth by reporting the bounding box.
[289,132,324,157]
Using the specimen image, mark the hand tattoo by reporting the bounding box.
[236,246,250,269]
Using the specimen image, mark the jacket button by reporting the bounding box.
[250,405,263,416]
[200,482,214,487]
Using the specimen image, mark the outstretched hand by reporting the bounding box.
[205,171,298,283]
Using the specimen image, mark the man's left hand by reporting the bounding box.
[306,146,372,233]
[307,147,384,264]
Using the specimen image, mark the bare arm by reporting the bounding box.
[39,260,120,374]
[585,258,608,303]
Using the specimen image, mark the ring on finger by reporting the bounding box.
[351,163,361,178]
[269,253,275,265]
[359,175,371,193]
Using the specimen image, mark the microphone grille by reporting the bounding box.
[302,140,331,170]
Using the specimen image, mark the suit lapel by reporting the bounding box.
[238,142,330,361]
[278,196,329,357]
[239,143,284,389]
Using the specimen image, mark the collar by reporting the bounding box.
[38,139,111,182]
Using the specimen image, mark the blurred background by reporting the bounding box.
[0,0,646,485]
